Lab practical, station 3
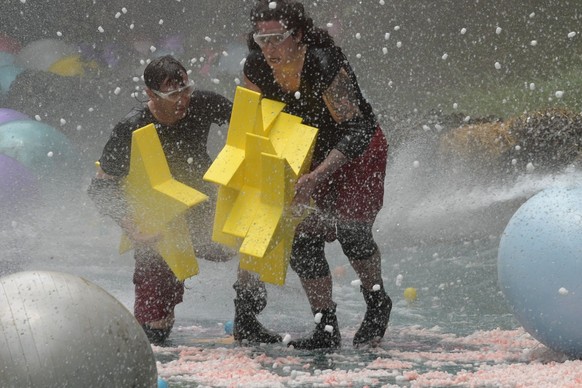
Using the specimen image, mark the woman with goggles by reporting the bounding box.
[252,29,294,48]
[243,0,392,350]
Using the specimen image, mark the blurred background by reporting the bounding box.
[2,0,582,246]
[2,0,582,264]
[1,0,582,369]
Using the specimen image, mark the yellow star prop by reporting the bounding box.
[204,87,318,285]
[119,123,208,281]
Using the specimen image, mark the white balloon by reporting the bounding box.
[16,39,77,71]
[0,271,157,387]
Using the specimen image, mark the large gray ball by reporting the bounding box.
[0,271,157,387]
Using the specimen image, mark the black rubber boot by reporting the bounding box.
[142,324,172,346]
[353,286,392,347]
[233,282,282,344]
[288,304,341,350]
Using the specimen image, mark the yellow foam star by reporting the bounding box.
[204,87,318,285]
[119,123,208,281]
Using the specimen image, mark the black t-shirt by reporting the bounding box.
[244,45,376,166]
[99,90,232,188]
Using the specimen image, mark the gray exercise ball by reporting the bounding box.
[0,271,157,387]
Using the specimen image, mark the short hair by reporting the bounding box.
[143,55,187,91]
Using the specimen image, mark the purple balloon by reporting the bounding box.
[0,154,39,210]
[0,108,29,126]
[160,35,184,54]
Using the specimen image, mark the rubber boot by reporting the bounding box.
[288,304,341,350]
[353,286,392,346]
[233,282,282,344]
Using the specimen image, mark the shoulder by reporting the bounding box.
[190,90,232,114]
[112,108,149,137]
[188,91,232,122]
[309,46,346,69]
[190,90,232,107]
[306,46,347,84]
[100,108,148,175]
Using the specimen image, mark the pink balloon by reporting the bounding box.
[0,34,21,54]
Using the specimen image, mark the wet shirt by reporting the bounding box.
[99,90,232,187]
[244,45,377,166]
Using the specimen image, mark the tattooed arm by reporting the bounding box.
[293,68,376,211]
[322,67,376,159]
[322,67,363,123]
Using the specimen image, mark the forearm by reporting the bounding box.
[310,149,348,185]
[87,174,129,225]
[293,149,348,211]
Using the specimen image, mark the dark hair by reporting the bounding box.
[143,55,187,91]
[247,0,335,50]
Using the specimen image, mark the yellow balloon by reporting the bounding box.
[48,54,85,77]
[403,287,417,302]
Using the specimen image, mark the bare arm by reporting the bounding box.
[292,69,361,211]
[322,68,363,123]
[90,166,160,247]
[292,148,347,214]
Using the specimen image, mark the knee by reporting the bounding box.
[290,233,329,279]
[337,222,378,260]
[290,254,330,279]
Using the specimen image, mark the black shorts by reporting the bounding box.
[290,213,379,279]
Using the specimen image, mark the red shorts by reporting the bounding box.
[313,127,388,222]
[133,249,184,324]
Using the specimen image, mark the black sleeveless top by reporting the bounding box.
[99,90,232,187]
[244,45,377,166]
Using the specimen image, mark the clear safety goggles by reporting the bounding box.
[253,29,293,48]
[152,79,195,102]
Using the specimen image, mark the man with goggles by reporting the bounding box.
[151,79,195,102]
[88,55,234,345]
